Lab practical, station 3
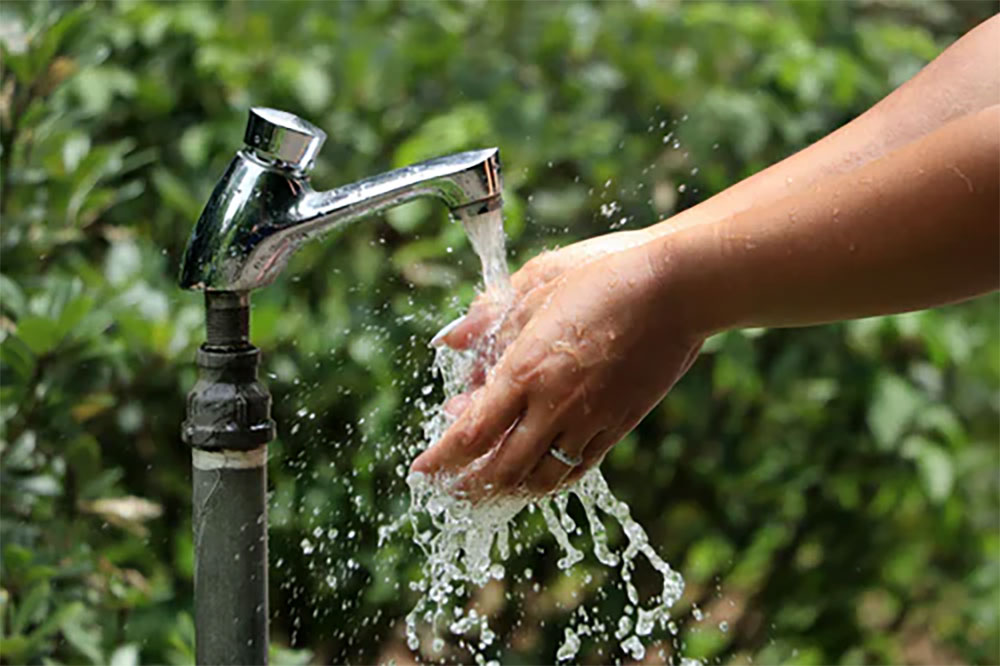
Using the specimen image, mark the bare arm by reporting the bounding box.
[649,14,1000,238]
[438,15,1000,349]
[668,105,999,332]
[414,107,999,495]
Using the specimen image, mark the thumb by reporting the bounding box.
[431,300,498,349]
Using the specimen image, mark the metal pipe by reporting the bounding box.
[183,291,275,664]
[178,108,505,663]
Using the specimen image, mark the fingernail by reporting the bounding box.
[431,315,466,346]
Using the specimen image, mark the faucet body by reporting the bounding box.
[179,108,503,664]
[180,108,502,292]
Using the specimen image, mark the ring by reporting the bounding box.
[549,445,582,467]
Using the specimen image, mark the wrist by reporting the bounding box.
[645,221,745,337]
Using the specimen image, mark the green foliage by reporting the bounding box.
[1,1,996,664]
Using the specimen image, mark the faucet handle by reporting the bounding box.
[243,107,327,172]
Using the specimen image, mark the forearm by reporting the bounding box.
[643,15,1000,241]
[661,106,999,333]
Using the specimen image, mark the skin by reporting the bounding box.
[439,14,1000,351]
[414,105,999,496]
[412,17,1000,497]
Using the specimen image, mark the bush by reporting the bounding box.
[1,1,996,663]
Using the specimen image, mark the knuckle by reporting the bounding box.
[507,360,538,389]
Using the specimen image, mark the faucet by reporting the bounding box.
[179,107,503,665]
[180,107,502,292]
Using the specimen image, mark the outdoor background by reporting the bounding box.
[1,1,997,664]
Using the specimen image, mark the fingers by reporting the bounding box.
[435,263,561,351]
[410,375,525,475]
[522,431,592,495]
[564,428,622,485]
[461,407,565,496]
[432,300,498,350]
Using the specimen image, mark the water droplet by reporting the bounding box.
[621,635,645,660]
[381,205,685,664]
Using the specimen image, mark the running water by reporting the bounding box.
[380,208,686,663]
[462,209,513,299]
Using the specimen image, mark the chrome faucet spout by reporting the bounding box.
[179,107,502,292]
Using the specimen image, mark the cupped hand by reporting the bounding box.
[412,240,707,497]
[433,229,653,352]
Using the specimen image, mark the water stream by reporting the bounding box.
[379,208,688,663]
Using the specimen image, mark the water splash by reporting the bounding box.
[382,208,686,662]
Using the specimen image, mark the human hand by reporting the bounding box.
[432,229,653,352]
[412,240,707,497]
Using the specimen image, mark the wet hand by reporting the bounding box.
[412,242,707,497]
[433,229,652,352]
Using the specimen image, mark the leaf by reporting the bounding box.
[56,294,94,340]
[179,125,211,167]
[65,139,136,225]
[61,132,91,172]
[385,199,432,234]
[0,275,27,318]
[104,240,143,287]
[269,644,314,666]
[71,393,116,423]
[152,168,203,221]
[0,636,30,664]
[26,601,84,648]
[3,544,34,577]
[80,468,125,499]
[293,62,333,112]
[901,435,955,504]
[19,475,61,497]
[36,6,88,74]
[11,581,50,635]
[24,564,58,586]
[0,334,36,382]
[60,605,103,664]
[14,316,61,355]
[867,373,923,450]
[110,644,140,666]
[393,104,493,167]
[71,65,138,116]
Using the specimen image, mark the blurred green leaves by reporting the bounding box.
[1,1,996,664]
